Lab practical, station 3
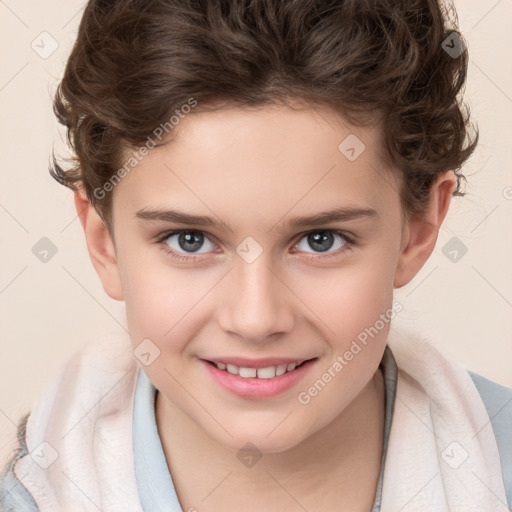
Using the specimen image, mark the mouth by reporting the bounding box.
[200,357,319,399]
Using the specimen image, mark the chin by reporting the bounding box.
[211,422,311,455]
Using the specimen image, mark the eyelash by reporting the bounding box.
[155,229,355,263]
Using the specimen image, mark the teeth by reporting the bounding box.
[214,361,304,378]
[257,366,276,379]
[239,367,257,378]
[276,364,287,376]
[226,364,238,375]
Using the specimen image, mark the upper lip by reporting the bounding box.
[202,356,316,368]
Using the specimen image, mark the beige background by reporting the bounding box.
[1,0,511,467]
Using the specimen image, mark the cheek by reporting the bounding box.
[124,268,194,338]
[120,247,221,358]
[117,243,180,338]
[294,263,395,429]
[294,253,397,337]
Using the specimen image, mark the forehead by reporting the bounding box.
[112,104,400,227]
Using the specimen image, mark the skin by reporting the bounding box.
[75,102,456,511]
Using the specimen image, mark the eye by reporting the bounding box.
[158,230,218,261]
[292,230,353,258]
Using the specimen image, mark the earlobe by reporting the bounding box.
[74,187,124,301]
[394,172,457,289]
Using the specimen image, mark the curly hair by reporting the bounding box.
[50,0,478,230]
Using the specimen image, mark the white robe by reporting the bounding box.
[8,318,509,511]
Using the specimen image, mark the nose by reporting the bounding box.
[217,254,296,343]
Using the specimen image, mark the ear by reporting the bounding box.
[74,187,124,301]
[394,171,457,288]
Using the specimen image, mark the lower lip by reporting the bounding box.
[200,359,317,400]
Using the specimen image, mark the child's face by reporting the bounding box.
[104,103,415,452]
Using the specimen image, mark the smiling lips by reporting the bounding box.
[201,356,317,399]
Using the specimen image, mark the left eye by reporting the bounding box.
[294,231,349,254]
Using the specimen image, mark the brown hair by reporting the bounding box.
[50,0,478,230]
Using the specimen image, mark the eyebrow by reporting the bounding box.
[135,206,378,233]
